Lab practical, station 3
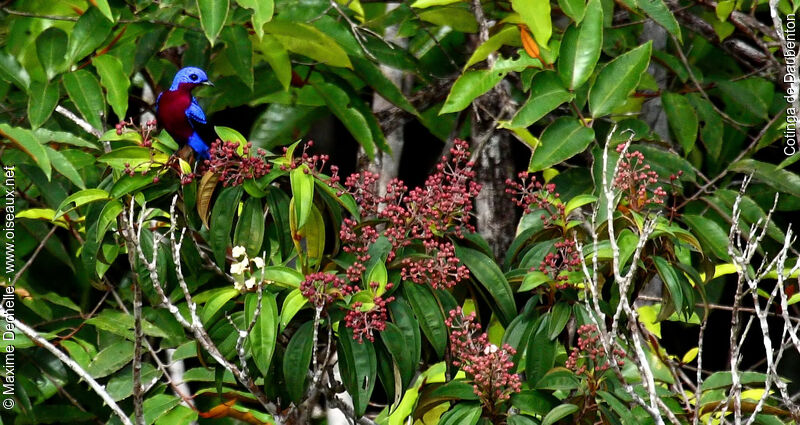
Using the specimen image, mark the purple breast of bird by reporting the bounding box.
[156,66,213,159]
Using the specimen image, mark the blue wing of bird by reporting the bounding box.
[184,97,211,159]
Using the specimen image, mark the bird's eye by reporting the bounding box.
[190,74,198,81]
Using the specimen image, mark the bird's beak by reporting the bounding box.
[202,81,214,87]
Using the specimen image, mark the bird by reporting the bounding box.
[155,66,214,160]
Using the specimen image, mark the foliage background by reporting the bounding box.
[0,0,799,424]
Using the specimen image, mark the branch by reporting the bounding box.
[2,309,133,425]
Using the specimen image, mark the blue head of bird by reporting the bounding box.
[169,67,214,91]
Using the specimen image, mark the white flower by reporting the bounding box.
[245,277,257,290]
[252,257,265,269]
[233,280,245,291]
[484,344,499,355]
[232,246,247,258]
[230,259,249,275]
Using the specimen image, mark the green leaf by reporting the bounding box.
[197,0,229,45]
[28,80,59,130]
[380,322,415,389]
[66,8,113,63]
[62,70,105,131]
[387,297,422,387]
[235,0,274,39]
[98,146,169,172]
[46,147,85,189]
[222,26,254,89]
[403,281,447,358]
[255,35,291,90]
[440,403,482,425]
[107,364,161,401]
[36,27,68,80]
[87,341,134,378]
[565,194,597,214]
[411,0,463,7]
[661,92,698,154]
[559,0,587,22]
[312,81,374,158]
[0,124,52,180]
[511,71,573,127]
[352,57,417,115]
[417,7,478,33]
[717,78,774,122]
[210,186,244,265]
[454,245,517,325]
[338,326,377,417]
[260,266,304,289]
[284,321,315,403]
[235,197,265,257]
[637,0,682,42]
[93,55,130,120]
[597,391,637,425]
[200,287,240,324]
[92,0,114,22]
[290,164,315,230]
[247,291,279,376]
[440,70,505,114]
[0,50,30,92]
[280,289,308,331]
[519,271,550,291]
[542,403,579,425]
[682,215,731,261]
[265,20,352,68]
[653,256,685,317]
[513,0,552,46]
[701,371,768,391]
[142,394,181,425]
[730,159,800,197]
[526,323,556,385]
[528,117,595,172]
[589,41,652,118]
[557,0,603,90]
[547,302,571,339]
[465,26,520,69]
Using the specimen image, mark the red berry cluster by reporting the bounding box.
[539,239,582,289]
[339,140,480,289]
[279,141,341,186]
[446,308,522,407]
[115,118,157,147]
[565,324,626,375]
[613,145,667,210]
[300,272,355,309]
[344,293,395,343]
[505,172,564,227]
[203,139,271,187]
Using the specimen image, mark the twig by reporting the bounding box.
[2,308,134,425]
[12,225,56,285]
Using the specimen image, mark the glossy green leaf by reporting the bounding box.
[528,117,595,172]
[352,57,417,115]
[290,164,315,230]
[440,403,481,425]
[513,0,552,46]
[637,0,682,41]
[66,8,113,63]
[465,26,520,69]
[200,287,240,324]
[235,0,274,39]
[280,289,308,331]
[222,26,254,89]
[197,0,229,45]
[98,147,169,172]
[558,0,587,22]
[234,197,265,257]
[547,302,571,339]
[653,256,685,317]
[93,55,129,120]
[387,297,422,386]
[36,27,68,80]
[312,81,374,158]
[62,70,105,131]
[87,341,134,378]
[454,245,517,325]
[0,124,52,180]
[589,42,652,118]
[557,0,603,90]
[717,78,774,122]
[661,92,698,154]
[440,69,505,114]
[682,215,731,261]
[417,8,478,32]
[338,326,377,417]
[284,321,314,403]
[403,281,447,358]
[265,20,352,68]
[255,35,291,90]
[46,147,85,189]
[0,50,30,91]
[511,71,573,127]
[28,80,59,130]
[526,323,556,385]
[730,159,800,197]
[247,291,279,376]
[210,186,244,265]
[410,0,463,7]
[542,403,579,425]
[380,322,415,389]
